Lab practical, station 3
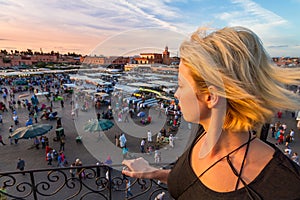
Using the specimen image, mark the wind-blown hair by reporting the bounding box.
[180,26,300,132]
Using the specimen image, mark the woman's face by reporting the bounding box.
[174,62,210,124]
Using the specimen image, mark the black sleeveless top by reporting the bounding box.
[167,127,300,200]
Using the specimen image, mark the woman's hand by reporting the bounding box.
[122,157,158,179]
[122,157,171,183]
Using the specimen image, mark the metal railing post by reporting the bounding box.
[29,171,38,200]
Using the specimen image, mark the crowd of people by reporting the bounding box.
[0,73,76,172]
[110,90,183,164]
[270,120,300,165]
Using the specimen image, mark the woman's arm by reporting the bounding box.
[122,157,171,184]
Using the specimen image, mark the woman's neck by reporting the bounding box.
[204,130,251,159]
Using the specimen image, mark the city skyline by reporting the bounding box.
[0,0,300,57]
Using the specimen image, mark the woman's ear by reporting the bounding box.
[207,85,219,109]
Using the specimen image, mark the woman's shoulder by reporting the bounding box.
[249,141,300,198]
[250,139,300,178]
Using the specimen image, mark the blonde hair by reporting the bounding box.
[180,26,300,132]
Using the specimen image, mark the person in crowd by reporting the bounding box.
[104,155,113,165]
[16,158,25,175]
[59,136,65,151]
[124,110,129,122]
[147,130,152,143]
[270,123,276,137]
[160,128,166,137]
[119,133,127,148]
[156,131,162,143]
[8,136,13,145]
[291,152,299,165]
[169,134,174,148]
[117,112,122,122]
[140,138,146,153]
[25,117,33,126]
[146,115,152,124]
[275,126,284,144]
[122,26,300,199]
[33,111,38,123]
[51,149,58,161]
[282,122,287,131]
[122,147,129,159]
[97,112,101,121]
[60,99,64,108]
[154,192,165,200]
[154,150,161,163]
[275,121,281,132]
[0,134,6,146]
[69,162,76,178]
[12,114,18,125]
[115,134,119,147]
[46,150,53,166]
[284,145,292,157]
[289,128,295,142]
[125,179,133,198]
[75,158,84,178]
[40,136,46,149]
[57,152,65,167]
[33,137,40,149]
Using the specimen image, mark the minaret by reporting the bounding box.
[162,46,170,65]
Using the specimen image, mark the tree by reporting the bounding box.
[1,49,8,55]
[27,49,33,55]
[36,61,46,68]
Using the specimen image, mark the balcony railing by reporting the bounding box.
[0,164,171,200]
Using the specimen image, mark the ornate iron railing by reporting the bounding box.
[0,164,171,200]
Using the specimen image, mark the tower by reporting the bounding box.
[162,46,170,65]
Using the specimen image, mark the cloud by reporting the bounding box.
[211,0,300,56]
[0,0,181,34]
[90,27,186,56]
[113,0,179,30]
[268,45,289,49]
[1,46,17,49]
[216,0,287,29]
[0,0,190,54]
[122,0,181,19]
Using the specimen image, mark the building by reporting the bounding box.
[81,56,130,66]
[134,53,163,64]
[81,56,106,65]
[272,57,300,67]
[0,52,79,68]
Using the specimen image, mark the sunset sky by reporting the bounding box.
[1,0,300,57]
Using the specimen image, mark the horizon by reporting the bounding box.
[0,0,300,57]
[2,48,300,59]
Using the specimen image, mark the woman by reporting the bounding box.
[122,27,300,199]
